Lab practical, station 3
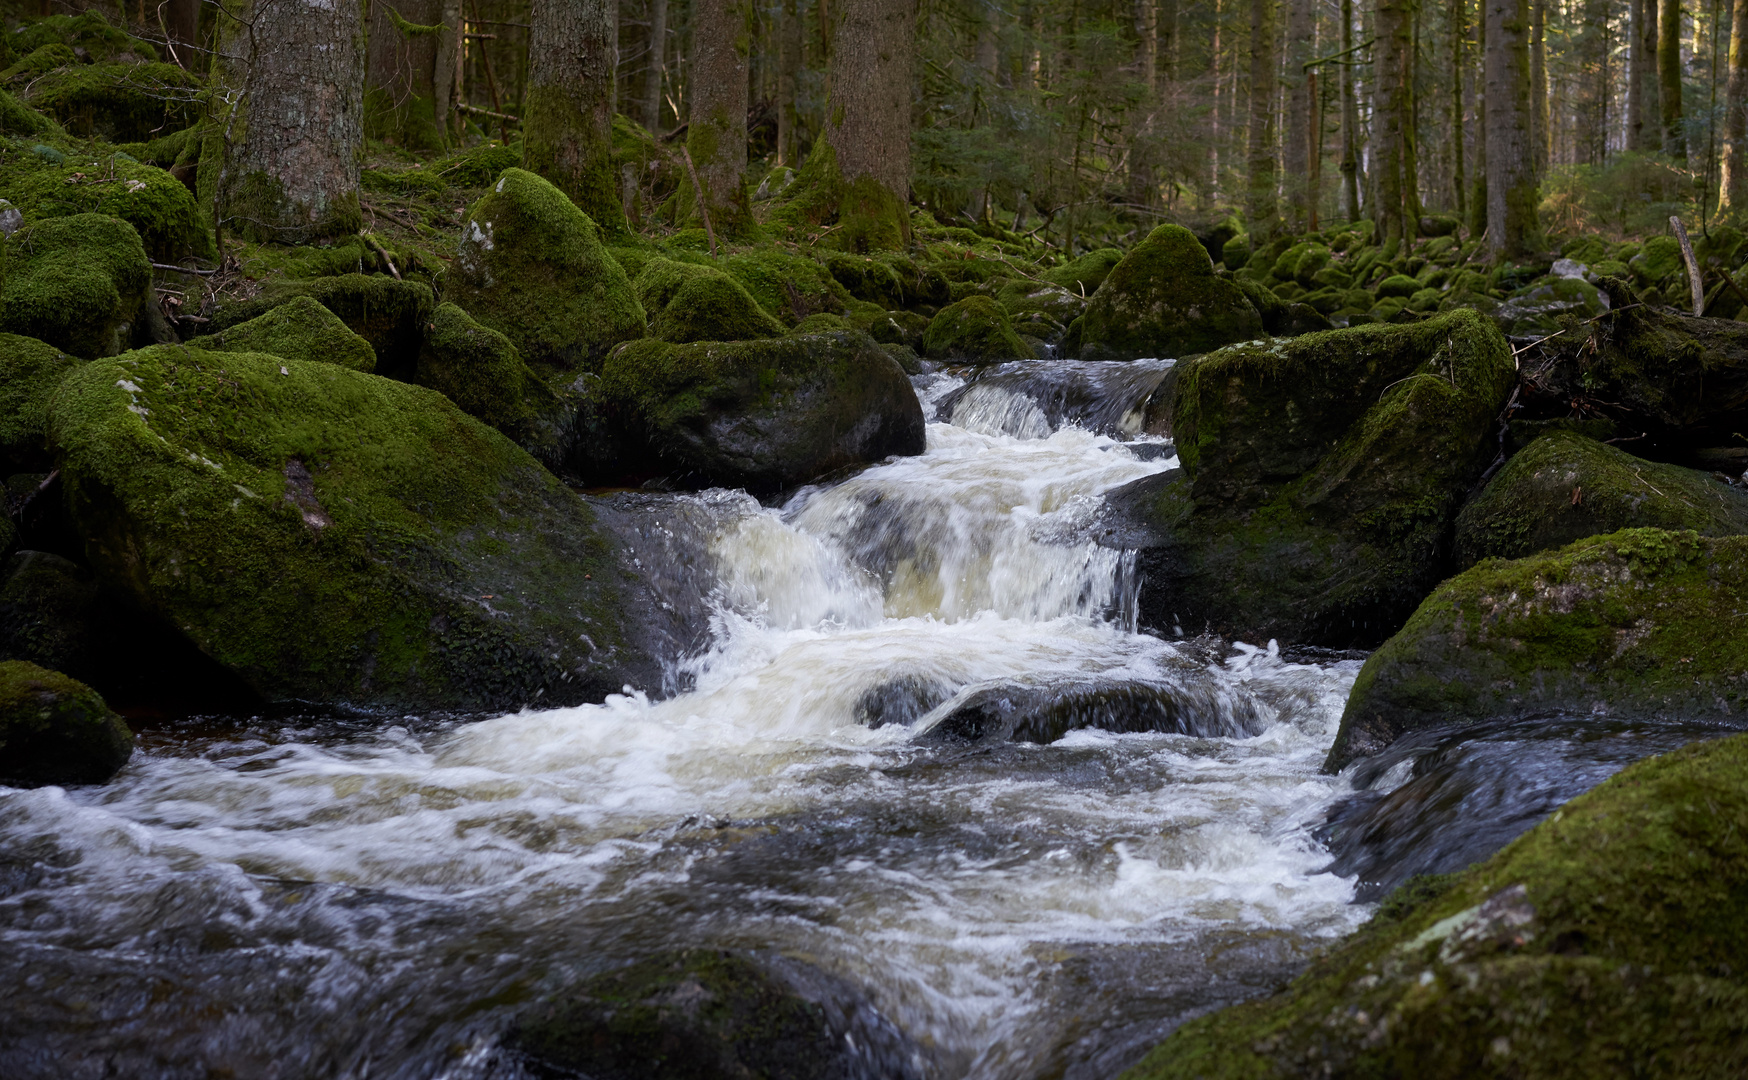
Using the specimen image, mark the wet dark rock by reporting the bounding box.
[919,668,1261,746]
[510,948,930,1080]
[576,331,925,496]
[1327,528,1748,771]
[0,550,99,683]
[0,659,132,786]
[1455,430,1748,567]
[854,672,953,728]
[1076,225,1263,361]
[1099,310,1515,648]
[936,358,1175,438]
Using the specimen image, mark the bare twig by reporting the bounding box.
[152,262,218,276]
[360,232,402,280]
[454,101,520,125]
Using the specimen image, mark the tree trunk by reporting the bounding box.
[1374,0,1414,248]
[200,0,364,244]
[162,0,199,68]
[644,0,668,131]
[1485,0,1538,256]
[525,0,625,233]
[1159,0,1178,81]
[778,0,801,164]
[366,0,450,151]
[1127,0,1159,211]
[684,0,752,235]
[1722,0,1748,209]
[1283,0,1316,232]
[1452,0,1467,219]
[1342,0,1362,220]
[795,0,915,250]
[1529,0,1547,177]
[1246,0,1278,239]
[1661,0,1686,157]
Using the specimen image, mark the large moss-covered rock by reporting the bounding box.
[583,331,925,494]
[3,153,212,262]
[719,249,847,326]
[0,333,81,472]
[1327,528,1748,769]
[1491,274,1609,337]
[1456,431,1748,567]
[920,295,1035,362]
[633,257,786,343]
[1125,732,1748,1080]
[206,275,433,379]
[48,345,670,710]
[414,302,570,465]
[0,659,132,787]
[1098,310,1516,647]
[0,213,150,359]
[447,168,646,379]
[25,61,201,143]
[1075,224,1263,360]
[0,86,59,137]
[189,295,376,372]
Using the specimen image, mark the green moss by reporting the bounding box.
[1,151,212,261]
[0,86,61,137]
[0,659,132,786]
[431,140,522,188]
[790,312,849,334]
[920,295,1035,362]
[996,278,1085,324]
[48,345,651,709]
[1629,234,1685,290]
[207,274,433,378]
[447,167,645,380]
[26,61,201,143]
[6,14,150,65]
[414,302,570,464]
[1125,733,1748,1080]
[0,213,151,359]
[1375,272,1421,298]
[0,43,77,82]
[1329,528,1748,767]
[1076,224,1263,360]
[1219,233,1250,270]
[1230,275,1287,334]
[718,248,847,325]
[1456,431,1748,567]
[188,295,376,373]
[1041,247,1123,294]
[633,257,785,343]
[769,140,909,252]
[0,332,81,469]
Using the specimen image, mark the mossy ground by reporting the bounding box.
[1124,733,1748,1080]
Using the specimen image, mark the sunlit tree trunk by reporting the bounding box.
[1486,0,1539,256]
[1246,0,1278,238]
[525,0,625,232]
[1660,0,1686,157]
[1721,0,1748,210]
[1283,0,1316,232]
[684,0,752,236]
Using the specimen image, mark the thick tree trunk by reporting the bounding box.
[1374,0,1414,248]
[366,0,450,151]
[1485,0,1539,256]
[796,0,915,250]
[1660,0,1685,157]
[1722,0,1748,210]
[1342,0,1362,221]
[777,0,801,164]
[644,0,668,131]
[1283,0,1316,232]
[525,0,625,233]
[1529,0,1547,177]
[1245,0,1278,239]
[201,0,364,244]
[1452,0,1467,219]
[684,0,752,235]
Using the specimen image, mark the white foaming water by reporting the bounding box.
[0,391,1366,1080]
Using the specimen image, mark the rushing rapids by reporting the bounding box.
[5,356,1684,1079]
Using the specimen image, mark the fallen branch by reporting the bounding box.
[454,101,520,125]
[360,232,402,280]
[1670,215,1705,316]
[152,262,217,276]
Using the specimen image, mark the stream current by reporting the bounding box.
[1,359,1376,1078]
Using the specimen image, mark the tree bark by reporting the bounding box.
[525,0,626,233]
[1374,0,1414,248]
[777,0,801,164]
[1628,0,1655,149]
[1452,0,1467,219]
[1660,0,1685,157]
[366,0,450,151]
[1159,0,1178,81]
[161,0,199,69]
[1485,0,1538,256]
[1245,0,1278,239]
[1128,0,1159,211]
[1529,0,1547,176]
[644,0,668,131]
[201,0,364,244]
[1722,0,1748,210]
[684,0,752,235]
[1283,0,1316,232]
[1342,0,1362,221]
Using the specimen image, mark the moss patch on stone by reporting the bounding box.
[719,249,847,325]
[1041,247,1123,294]
[414,301,571,465]
[207,274,433,379]
[0,151,212,262]
[1076,224,1263,360]
[633,257,786,343]
[25,61,201,144]
[0,659,131,786]
[921,295,1034,362]
[0,212,151,359]
[1124,733,1748,1080]
[189,295,376,373]
[0,332,81,470]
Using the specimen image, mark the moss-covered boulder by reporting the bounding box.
[206,275,434,379]
[996,278,1085,327]
[1375,272,1421,299]
[188,295,376,372]
[47,345,672,710]
[719,249,847,325]
[0,550,99,685]
[582,330,925,494]
[511,949,928,1080]
[447,168,646,379]
[0,213,150,359]
[414,302,571,465]
[1076,224,1263,361]
[1125,733,1748,1080]
[1456,431,1748,567]
[2,153,212,262]
[1042,246,1123,294]
[25,61,201,143]
[1098,310,1516,647]
[0,659,131,786]
[921,295,1035,362]
[1492,274,1609,336]
[0,86,59,138]
[0,332,81,472]
[633,257,786,343]
[1327,528,1748,769]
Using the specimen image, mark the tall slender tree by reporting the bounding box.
[777,0,802,164]
[525,0,625,232]
[1660,0,1686,157]
[1341,0,1363,221]
[1452,0,1467,219]
[1486,0,1539,255]
[684,0,753,235]
[1529,0,1548,176]
[1283,0,1317,232]
[1246,0,1279,238]
[1374,0,1416,247]
[1721,0,1748,210]
[644,0,668,131]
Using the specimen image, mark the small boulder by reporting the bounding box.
[921,296,1035,362]
[1456,430,1748,567]
[1491,274,1609,336]
[446,168,647,379]
[0,332,81,472]
[0,659,132,787]
[0,213,150,359]
[633,257,786,343]
[1327,528,1748,770]
[1076,225,1263,360]
[414,302,570,465]
[582,330,925,494]
[189,295,377,372]
[1374,273,1421,299]
[1042,246,1123,294]
[5,154,211,262]
[205,274,433,378]
[25,60,201,143]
